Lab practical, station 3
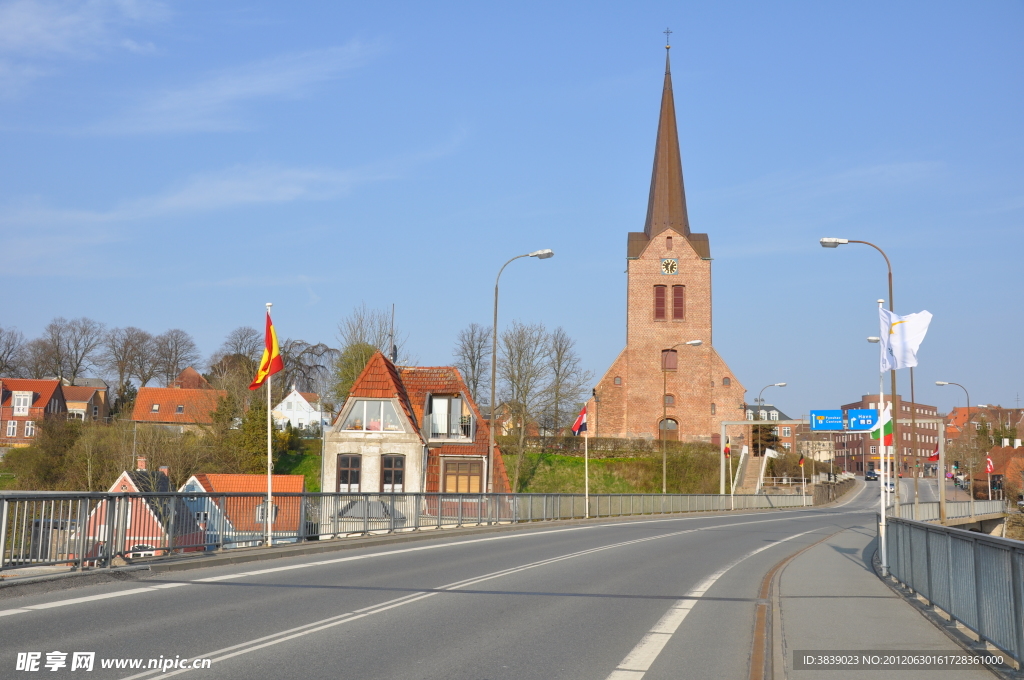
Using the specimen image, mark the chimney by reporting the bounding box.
[158,465,170,477]
[1016,439,1022,449]
[136,456,146,471]
[1003,438,1011,448]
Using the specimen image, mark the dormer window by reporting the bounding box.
[341,400,404,432]
[428,395,473,440]
[13,392,31,416]
[151,404,160,413]
[176,405,184,414]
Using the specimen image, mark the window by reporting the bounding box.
[665,236,673,250]
[782,427,791,437]
[671,285,685,320]
[759,410,767,420]
[341,400,404,433]
[746,410,753,421]
[428,396,473,439]
[772,427,779,436]
[722,377,731,386]
[382,455,405,493]
[176,405,184,414]
[151,404,160,413]
[12,392,31,416]
[24,421,35,437]
[654,285,666,320]
[444,460,482,493]
[6,421,16,437]
[613,376,622,385]
[337,454,362,492]
[870,446,877,454]
[659,418,678,441]
[255,502,278,524]
[286,401,293,411]
[664,394,675,406]
[769,411,779,421]
[195,511,209,523]
[710,403,716,415]
[92,406,98,418]
[661,349,677,371]
[782,442,791,450]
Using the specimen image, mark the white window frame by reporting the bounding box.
[6,421,17,437]
[781,427,791,437]
[24,421,35,437]
[12,392,31,416]
[255,502,278,524]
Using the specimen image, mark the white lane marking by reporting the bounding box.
[117,517,822,679]
[831,480,866,509]
[0,511,817,617]
[604,528,820,679]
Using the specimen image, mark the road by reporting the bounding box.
[0,486,921,679]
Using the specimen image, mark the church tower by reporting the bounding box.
[587,47,746,441]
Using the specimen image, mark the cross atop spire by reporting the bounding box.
[643,46,690,238]
[664,27,672,47]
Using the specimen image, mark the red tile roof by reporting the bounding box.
[172,367,213,390]
[188,474,305,533]
[0,378,62,409]
[298,392,319,404]
[987,445,1024,477]
[131,387,226,424]
[348,352,417,429]
[190,474,305,493]
[62,385,98,403]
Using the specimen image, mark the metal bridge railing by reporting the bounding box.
[891,500,1006,522]
[0,491,809,572]
[886,516,1024,666]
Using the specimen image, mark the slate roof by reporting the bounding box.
[131,386,226,424]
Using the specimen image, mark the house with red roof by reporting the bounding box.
[178,473,306,547]
[0,378,66,449]
[130,369,226,433]
[324,351,510,495]
[944,406,1024,447]
[63,385,109,422]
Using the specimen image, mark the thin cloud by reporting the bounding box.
[91,43,377,134]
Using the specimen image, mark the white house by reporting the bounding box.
[273,387,330,431]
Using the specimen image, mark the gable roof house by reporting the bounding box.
[0,379,67,449]
[273,387,331,431]
[63,385,108,422]
[324,352,510,496]
[178,474,306,548]
[131,368,226,433]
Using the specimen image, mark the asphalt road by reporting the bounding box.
[1,487,880,680]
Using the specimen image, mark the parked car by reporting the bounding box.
[864,470,878,481]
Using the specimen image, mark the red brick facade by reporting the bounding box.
[586,51,746,441]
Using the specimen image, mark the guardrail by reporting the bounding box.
[891,500,1005,522]
[0,491,810,572]
[886,516,1024,666]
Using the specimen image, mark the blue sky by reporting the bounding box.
[1,1,1021,417]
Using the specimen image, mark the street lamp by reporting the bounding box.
[937,381,972,519]
[488,249,554,493]
[820,237,903,504]
[660,340,702,494]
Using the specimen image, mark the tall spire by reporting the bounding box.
[643,45,691,238]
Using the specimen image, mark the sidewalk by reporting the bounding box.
[776,524,999,679]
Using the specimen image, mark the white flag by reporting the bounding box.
[764,448,780,458]
[879,308,933,371]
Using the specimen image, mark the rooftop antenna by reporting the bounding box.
[389,304,398,364]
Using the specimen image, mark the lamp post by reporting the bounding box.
[821,237,903,505]
[661,340,702,494]
[488,249,554,493]
[937,381,972,519]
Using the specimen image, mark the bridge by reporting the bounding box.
[0,483,1016,678]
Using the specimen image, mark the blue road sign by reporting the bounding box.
[848,409,878,430]
[810,410,844,431]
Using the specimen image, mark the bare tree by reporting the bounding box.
[498,321,550,491]
[453,323,490,405]
[280,339,339,395]
[131,333,160,388]
[104,327,153,400]
[337,303,409,363]
[154,329,201,386]
[40,317,106,384]
[218,326,263,363]
[21,338,55,379]
[541,327,593,436]
[0,326,25,376]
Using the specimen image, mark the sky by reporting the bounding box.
[0,1,1021,418]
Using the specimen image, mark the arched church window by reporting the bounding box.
[654,285,667,320]
[661,349,677,371]
[613,376,622,385]
[672,285,685,319]
[711,403,716,415]
[659,419,678,430]
[722,377,731,386]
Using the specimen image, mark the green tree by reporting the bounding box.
[331,341,377,403]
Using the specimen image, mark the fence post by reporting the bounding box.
[298,494,307,543]
[75,498,88,570]
[389,494,396,534]
[972,535,985,644]
[1010,546,1024,664]
[362,493,369,535]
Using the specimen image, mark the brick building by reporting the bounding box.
[944,406,1024,448]
[586,48,746,441]
[835,394,941,475]
[0,378,67,449]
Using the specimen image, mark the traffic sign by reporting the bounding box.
[847,409,878,430]
[810,410,844,431]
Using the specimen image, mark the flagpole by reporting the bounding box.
[266,302,274,547]
[584,434,590,519]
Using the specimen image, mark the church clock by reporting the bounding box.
[660,258,679,275]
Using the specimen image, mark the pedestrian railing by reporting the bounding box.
[886,516,1024,666]
[891,500,1005,522]
[0,491,809,573]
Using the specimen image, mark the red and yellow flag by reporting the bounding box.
[249,311,284,390]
